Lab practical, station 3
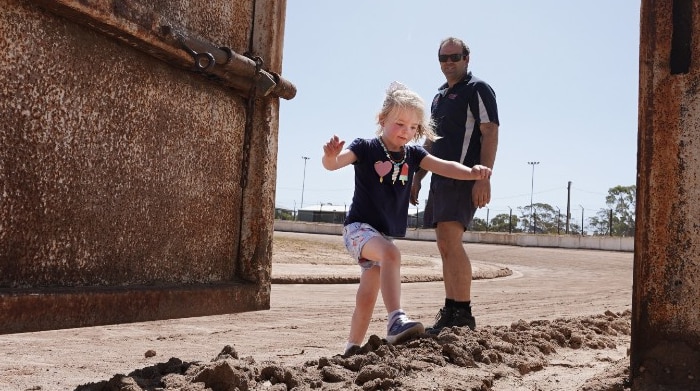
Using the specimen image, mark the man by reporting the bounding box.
[411,37,499,333]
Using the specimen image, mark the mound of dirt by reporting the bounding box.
[75,310,631,391]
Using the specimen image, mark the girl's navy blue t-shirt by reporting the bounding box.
[344,137,428,237]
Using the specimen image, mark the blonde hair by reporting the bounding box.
[375,82,438,142]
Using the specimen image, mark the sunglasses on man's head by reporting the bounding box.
[438,53,466,63]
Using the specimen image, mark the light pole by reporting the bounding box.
[299,156,310,220]
[579,204,585,236]
[528,161,540,233]
[485,208,490,232]
[507,206,512,234]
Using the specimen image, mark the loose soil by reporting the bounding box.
[0,231,634,391]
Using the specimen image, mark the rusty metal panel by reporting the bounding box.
[632,0,700,388]
[0,0,288,333]
[0,283,265,333]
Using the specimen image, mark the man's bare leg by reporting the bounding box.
[428,220,476,332]
[436,221,472,301]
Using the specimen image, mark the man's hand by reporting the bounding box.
[472,178,491,208]
[410,181,421,205]
[410,169,428,205]
[471,165,492,180]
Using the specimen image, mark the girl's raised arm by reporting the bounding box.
[322,135,357,170]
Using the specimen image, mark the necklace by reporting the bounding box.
[377,136,407,184]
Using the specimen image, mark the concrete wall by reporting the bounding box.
[274,221,634,252]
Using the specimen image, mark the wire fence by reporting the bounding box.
[278,206,635,237]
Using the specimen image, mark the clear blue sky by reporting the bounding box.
[276,1,641,226]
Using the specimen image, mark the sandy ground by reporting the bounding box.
[0,231,634,391]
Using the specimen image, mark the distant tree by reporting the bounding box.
[590,209,613,236]
[517,203,563,234]
[489,212,521,233]
[469,217,488,231]
[275,208,294,220]
[470,188,636,236]
[589,185,636,236]
[568,222,582,235]
[517,206,532,232]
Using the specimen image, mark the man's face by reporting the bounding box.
[439,42,468,82]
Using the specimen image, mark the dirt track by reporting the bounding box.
[0,231,634,390]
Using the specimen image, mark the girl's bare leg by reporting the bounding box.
[347,265,379,345]
[360,237,402,313]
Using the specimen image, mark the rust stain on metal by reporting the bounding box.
[232,1,286,286]
[1,283,269,334]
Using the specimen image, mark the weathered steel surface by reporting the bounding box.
[30,0,296,100]
[0,0,286,333]
[234,0,286,285]
[632,0,700,389]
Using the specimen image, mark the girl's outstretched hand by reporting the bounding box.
[472,165,492,179]
[323,135,345,158]
[322,135,349,170]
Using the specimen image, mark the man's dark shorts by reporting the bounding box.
[423,176,477,231]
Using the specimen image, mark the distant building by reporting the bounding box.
[291,203,425,228]
[297,203,347,224]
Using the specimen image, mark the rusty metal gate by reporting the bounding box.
[0,0,295,333]
[632,0,700,389]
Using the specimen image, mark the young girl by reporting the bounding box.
[322,82,491,355]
